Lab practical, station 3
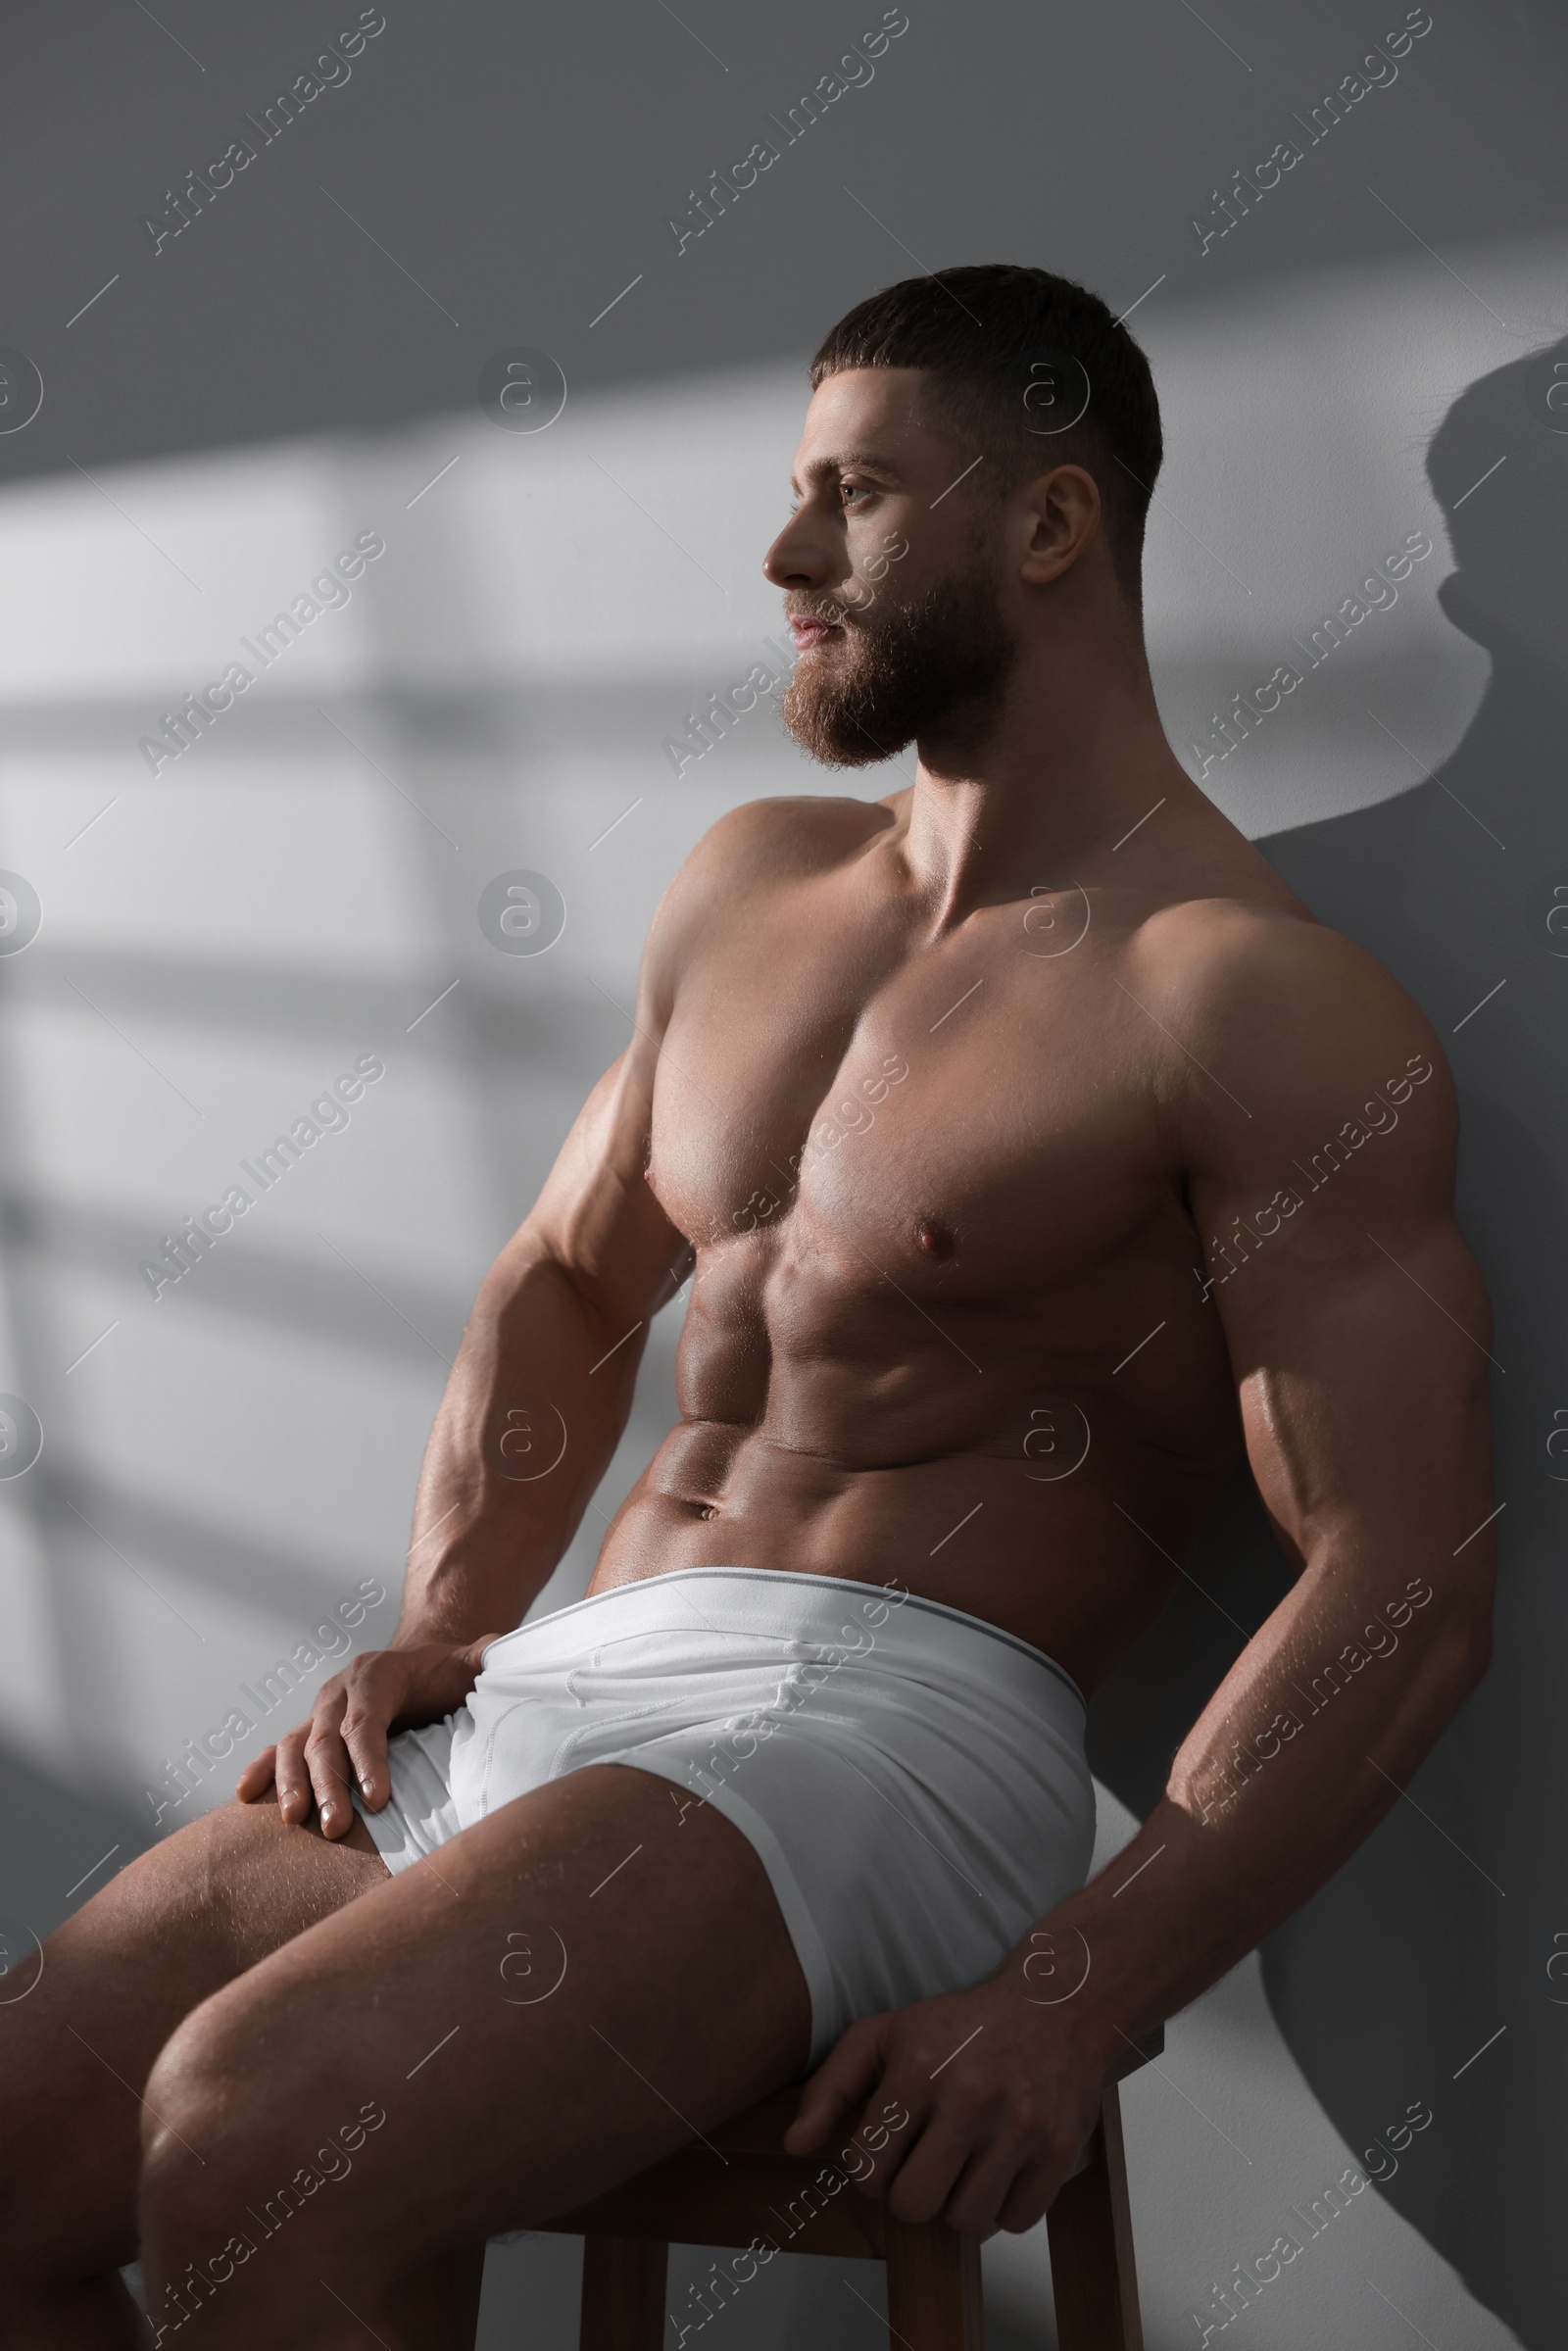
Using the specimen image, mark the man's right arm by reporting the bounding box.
[237,851,705,1837]
[394,1042,692,1649]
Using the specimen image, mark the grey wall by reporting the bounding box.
[0,2,1563,2343]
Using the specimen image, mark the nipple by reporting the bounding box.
[914,1217,956,1260]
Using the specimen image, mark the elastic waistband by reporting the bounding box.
[501,1564,1086,1713]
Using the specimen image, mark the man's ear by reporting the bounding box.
[1017,465,1101,585]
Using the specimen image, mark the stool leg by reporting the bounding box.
[579,2235,668,2351]
[1046,2086,1144,2351]
[885,2217,984,2349]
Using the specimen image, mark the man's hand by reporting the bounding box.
[234,1637,499,1839]
[782,1973,1114,2239]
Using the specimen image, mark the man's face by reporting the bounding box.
[762,367,1021,768]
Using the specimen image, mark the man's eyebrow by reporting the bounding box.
[788,450,903,496]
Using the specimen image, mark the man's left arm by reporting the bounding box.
[785,915,1495,2234]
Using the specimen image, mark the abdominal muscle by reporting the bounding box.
[585,1419,1233,1699]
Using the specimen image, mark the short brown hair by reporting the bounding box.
[809,263,1163,611]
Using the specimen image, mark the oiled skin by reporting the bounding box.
[585,799,1259,1701]
[589,785,1265,1697]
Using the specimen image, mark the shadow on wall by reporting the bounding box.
[1087,338,1568,2349]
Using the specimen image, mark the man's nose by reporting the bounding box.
[762,513,836,592]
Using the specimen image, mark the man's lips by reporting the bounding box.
[788,616,845,649]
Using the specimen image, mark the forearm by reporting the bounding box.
[1014,1555,1492,2060]
[392,1228,665,1645]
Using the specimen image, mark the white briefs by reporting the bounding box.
[353,1565,1097,2071]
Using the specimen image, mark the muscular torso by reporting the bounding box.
[588,790,1306,1694]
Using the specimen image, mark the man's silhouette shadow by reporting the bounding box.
[1087,337,1568,2343]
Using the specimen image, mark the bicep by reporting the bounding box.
[1214,1208,1494,1586]
[514,900,693,1316]
[521,1039,686,1316]
[520,799,777,1306]
[1174,923,1494,1600]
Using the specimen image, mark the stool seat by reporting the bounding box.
[432,2024,1160,2349]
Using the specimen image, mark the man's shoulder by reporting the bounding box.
[638,791,893,1019]
[650,790,892,937]
[1132,887,1383,1012]
[685,789,894,879]
[1125,885,1455,1151]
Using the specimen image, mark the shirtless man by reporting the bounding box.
[0,264,1494,2348]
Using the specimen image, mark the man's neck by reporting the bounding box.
[893,625,1200,928]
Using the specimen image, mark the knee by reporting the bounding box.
[140,2002,250,2240]
[139,2004,400,2346]
[140,1994,375,2260]
[139,2004,320,2347]
[142,1986,322,2251]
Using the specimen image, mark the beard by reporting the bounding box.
[779,538,1021,770]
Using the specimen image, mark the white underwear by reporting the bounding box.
[353,1566,1096,2071]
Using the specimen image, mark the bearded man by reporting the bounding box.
[0,264,1494,2350]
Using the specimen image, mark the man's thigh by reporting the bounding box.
[0,1791,386,2284]
[139,1761,813,2331]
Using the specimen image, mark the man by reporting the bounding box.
[0,264,1494,2347]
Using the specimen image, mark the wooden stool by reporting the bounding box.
[420,2027,1158,2349]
